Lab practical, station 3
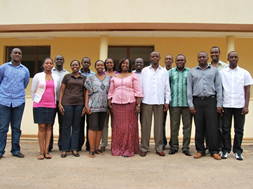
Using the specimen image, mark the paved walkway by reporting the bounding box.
[1,140,253,189]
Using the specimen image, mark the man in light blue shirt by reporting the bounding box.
[0,48,30,159]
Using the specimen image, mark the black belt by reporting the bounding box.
[194,95,216,100]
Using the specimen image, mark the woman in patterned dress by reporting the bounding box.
[85,60,111,158]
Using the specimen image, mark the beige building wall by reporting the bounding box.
[1,0,253,24]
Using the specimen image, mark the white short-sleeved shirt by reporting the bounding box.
[220,66,253,108]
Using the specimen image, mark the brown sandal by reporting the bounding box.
[44,153,52,159]
[89,151,95,158]
[37,153,44,160]
[95,149,105,155]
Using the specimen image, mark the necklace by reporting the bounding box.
[96,74,106,90]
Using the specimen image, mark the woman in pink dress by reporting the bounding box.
[108,57,143,157]
[31,57,60,160]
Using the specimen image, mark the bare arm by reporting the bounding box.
[242,85,250,115]
[85,89,92,114]
[58,83,66,115]
[81,88,86,116]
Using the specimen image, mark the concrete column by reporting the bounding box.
[99,35,108,60]
[226,35,235,56]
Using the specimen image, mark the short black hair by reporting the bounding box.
[95,60,104,67]
[227,51,237,58]
[198,51,208,57]
[117,57,132,73]
[82,57,90,62]
[104,58,116,71]
[210,46,220,53]
[44,57,53,63]
[175,54,186,61]
[70,59,80,66]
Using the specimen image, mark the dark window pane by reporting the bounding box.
[21,47,36,77]
[37,46,51,73]
[130,47,153,67]
[5,46,50,77]
[108,47,127,66]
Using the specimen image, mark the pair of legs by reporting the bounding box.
[169,107,192,152]
[49,101,63,151]
[140,104,164,153]
[78,114,90,151]
[88,112,107,158]
[38,123,52,159]
[61,105,83,156]
[222,108,245,155]
[193,97,219,155]
[100,113,113,150]
[0,103,25,156]
[162,111,168,149]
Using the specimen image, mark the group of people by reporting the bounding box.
[0,46,252,161]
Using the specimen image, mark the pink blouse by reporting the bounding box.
[33,80,56,108]
[108,73,143,104]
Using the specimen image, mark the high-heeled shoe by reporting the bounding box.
[72,151,80,157]
[61,152,67,158]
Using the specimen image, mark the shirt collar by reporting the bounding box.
[148,65,163,70]
[228,65,239,71]
[52,67,67,72]
[80,68,91,74]
[8,61,22,67]
[175,67,187,71]
[196,64,211,70]
[70,73,82,78]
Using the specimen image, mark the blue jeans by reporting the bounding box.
[0,103,25,155]
[62,105,83,151]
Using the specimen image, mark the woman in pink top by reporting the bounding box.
[108,57,143,157]
[31,57,60,160]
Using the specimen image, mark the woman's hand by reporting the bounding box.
[107,109,111,115]
[135,105,141,114]
[59,105,65,115]
[85,106,92,114]
[108,104,114,113]
[81,107,86,116]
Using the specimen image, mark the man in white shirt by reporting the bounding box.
[50,55,69,151]
[140,51,171,157]
[220,51,253,160]
[132,57,144,83]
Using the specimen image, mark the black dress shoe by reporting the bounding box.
[183,150,191,156]
[61,153,67,158]
[12,152,24,158]
[72,151,80,157]
[0,154,3,159]
[169,149,178,155]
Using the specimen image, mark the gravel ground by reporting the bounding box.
[0,140,253,189]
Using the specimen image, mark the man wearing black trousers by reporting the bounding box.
[220,51,253,160]
[49,55,69,151]
[187,51,222,160]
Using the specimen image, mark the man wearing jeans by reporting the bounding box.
[220,51,253,160]
[0,48,30,159]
